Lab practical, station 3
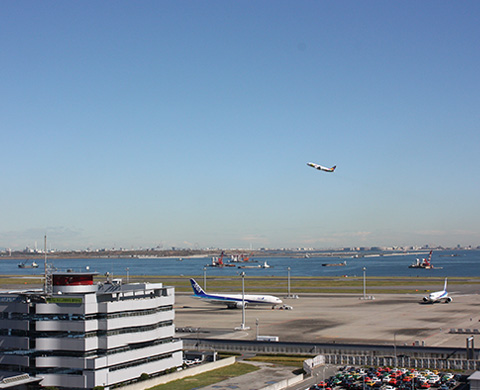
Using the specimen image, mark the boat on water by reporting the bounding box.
[238,261,271,269]
[322,260,347,267]
[18,261,39,269]
[409,250,434,269]
[205,252,235,267]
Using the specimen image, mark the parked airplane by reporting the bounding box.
[423,278,452,303]
[189,278,283,309]
[307,162,336,172]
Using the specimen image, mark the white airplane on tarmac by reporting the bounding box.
[189,278,283,309]
[423,278,452,303]
[307,162,336,172]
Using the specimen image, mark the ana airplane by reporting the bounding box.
[189,278,283,309]
[423,278,452,303]
[307,162,336,172]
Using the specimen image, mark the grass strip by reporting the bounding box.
[146,362,259,390]
[2,275,480,294]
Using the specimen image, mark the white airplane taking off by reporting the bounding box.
[307,162,336,172]
[423,278,452,303]
[189,278,283,309]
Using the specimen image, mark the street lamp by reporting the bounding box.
[363,267,367,299]
[241,272,246,329]
[126,267,129,284]
[287,267,291,298]
[394,331,397,368]
[203,267,207,290]
[235,272,250,331]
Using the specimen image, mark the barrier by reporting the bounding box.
[258,374,305,390]
[183,338,480,371]
[323,354,480,371]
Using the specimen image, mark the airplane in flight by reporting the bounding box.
[307,162,336,172]
[423,278,452,303]
[189,278,283,309]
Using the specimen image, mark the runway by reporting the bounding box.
[175,291,480,348]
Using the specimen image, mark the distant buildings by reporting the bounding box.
[0,271,182,389]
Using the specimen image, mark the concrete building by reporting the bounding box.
[0,271,183,389]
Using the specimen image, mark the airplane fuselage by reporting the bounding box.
[422,278,451,303]
[307,162,336,172]
[189,278,282,309]
[423,291,451,303]
[196,293,282,308]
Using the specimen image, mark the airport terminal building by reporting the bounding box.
[0,271,183,389]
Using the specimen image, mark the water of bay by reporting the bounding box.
[2,250,480,278]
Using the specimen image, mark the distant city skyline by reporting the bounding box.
[2,2,479,251]
[1,237,478,253]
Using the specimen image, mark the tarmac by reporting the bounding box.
[175,288,480,349]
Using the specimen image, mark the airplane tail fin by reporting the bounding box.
[331,165,337,171]
[444,277,448,292]
[190,278,206,296]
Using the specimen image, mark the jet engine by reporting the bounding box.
[235,301,247,309]
[227,301,248,309]
[423,297,430,302]
[445,297,452,303]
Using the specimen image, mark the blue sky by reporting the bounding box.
[1,1,480,250]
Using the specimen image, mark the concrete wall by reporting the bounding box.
[258,374,305,390]
[118,356,236,390]
[303,355,325,376]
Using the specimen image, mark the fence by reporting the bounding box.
[184,338,480,371]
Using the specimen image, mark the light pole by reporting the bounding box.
[394,331,397,368]
[235,272,250,330]
[256,318,259,340]
[203,267,207,290]
[362,267,367,299]
[241,272,246,329]
[287,267,291,298]
[126,267,129,284]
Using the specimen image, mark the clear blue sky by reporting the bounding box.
[2,1,479,250]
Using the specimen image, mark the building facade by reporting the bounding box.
[0,272,183,389]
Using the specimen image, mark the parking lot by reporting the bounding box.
[303,366,465,390]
